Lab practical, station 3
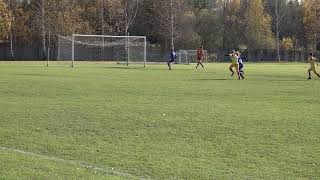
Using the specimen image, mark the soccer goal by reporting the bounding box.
[178,50,208,64]
[57,34,147,67]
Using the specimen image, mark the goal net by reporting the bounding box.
[57,34,147,67]
[178,50,208,64]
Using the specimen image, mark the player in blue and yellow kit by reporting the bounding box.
[168,49,177,70]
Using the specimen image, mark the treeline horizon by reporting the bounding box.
[0,0,319,59]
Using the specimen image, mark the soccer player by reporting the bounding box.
[236,52,245,79]
[306,52,320,80]
[227,50,240,79]
[168,49,177,70]
[196,46,205,69]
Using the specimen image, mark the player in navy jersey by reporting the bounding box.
[236,52,245,80]
[168,49,177,70]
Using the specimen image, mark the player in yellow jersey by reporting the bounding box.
[307,53,320,80]
[227,50,240,79]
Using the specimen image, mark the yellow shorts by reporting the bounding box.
[309,66,317,73]
[230,63,238,69]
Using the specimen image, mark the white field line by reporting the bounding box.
[0,146,150,180]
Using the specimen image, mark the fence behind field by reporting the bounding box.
[0,41,318,62]
[0,41,57,61]
[213,49,314,62]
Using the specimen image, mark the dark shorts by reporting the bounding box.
[168,59,175,63]
[239,64,244,71]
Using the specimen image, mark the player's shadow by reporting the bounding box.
[193,78,308,82]
[193,78,230,81]
[103,66,144,70]
[265,79,309,82]
[16,73,52,77]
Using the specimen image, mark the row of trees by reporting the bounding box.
[0,0,12,40]
[0,0,319,59]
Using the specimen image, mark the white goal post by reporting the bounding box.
[57,34,147,67]
[178,50,208,64]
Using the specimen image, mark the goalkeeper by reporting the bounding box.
[195,46,205,69]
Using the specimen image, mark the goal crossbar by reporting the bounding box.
[59,35,138,48]
[72,34,146,39]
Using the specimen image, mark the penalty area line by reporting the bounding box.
[0,146,150,180]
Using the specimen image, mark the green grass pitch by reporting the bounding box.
[0,62,320,179]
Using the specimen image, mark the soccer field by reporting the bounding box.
[0,62,319,179]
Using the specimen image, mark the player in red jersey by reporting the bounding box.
[195,46,205,69]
